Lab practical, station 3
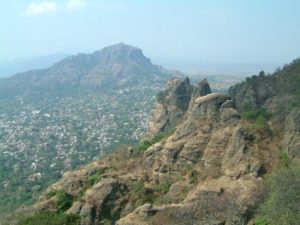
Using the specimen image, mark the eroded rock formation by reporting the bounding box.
[32,69,300,224]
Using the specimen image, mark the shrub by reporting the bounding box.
[279,150,290,167]
[135,129,175,155]
[189,172,198,185]
[76,171,103,200]
[152,179,173,194]
[56,190,73,212]
[130,179,175,207]
[137,140,152,153]
[130,180,155,207]
[157,90,168,103]
[46,190,57,199]
[87,171,102,186]
[46,190,73,212]
[242,104,271,142]
[184,162,193,170]
[17,212,80,225]
[242,104,270,122]
[257,164,300,225]
[259,71,266,78]
[255,218,269,225]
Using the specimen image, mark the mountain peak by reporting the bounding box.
[0,43,178,98]
[99,43,138,53]
[55,43,151,69]
[96,43,150,64]
[106,42,135,49]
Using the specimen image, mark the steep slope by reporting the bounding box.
[0,44,182,218]
[19,78,273,225]
[147,78,211,137]
[8,59,300,225]
[6,56,300,224]
[0,43,178,99]
[229,59,300,157]
[117,91,266,225]
[0,44,242,220]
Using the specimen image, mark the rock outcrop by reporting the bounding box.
[147,77,212,137]
[229,59,300,156]
[30,61,300,225]
[68,178,128,225]
[123,89,265,225]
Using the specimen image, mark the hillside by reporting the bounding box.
[0,43,182,218]
[0,44,243,219]
[0,43,178,100]
[11,59,300,225]
[229,59,300,156]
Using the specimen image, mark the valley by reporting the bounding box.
[0,44,243,219]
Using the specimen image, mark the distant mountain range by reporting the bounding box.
[0,53,68,78]
[0,43,181,99]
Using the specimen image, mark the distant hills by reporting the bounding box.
[0,43,180,99]
[0,53,68,78]
[0,43,183,217]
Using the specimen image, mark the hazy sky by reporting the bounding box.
[1,0,300,74]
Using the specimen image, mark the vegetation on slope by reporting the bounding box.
[46,190,74,212]
[255,160,300,225]
[16,212,80,225]
[133,128,175,156]
[8,58,300,224]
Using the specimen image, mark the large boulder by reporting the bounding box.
[147,78,213,137]
[67,178,127,225]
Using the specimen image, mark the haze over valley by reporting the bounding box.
[0,1,300,225]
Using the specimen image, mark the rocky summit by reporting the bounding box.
[7,59,300,225]
[147,77,212,137]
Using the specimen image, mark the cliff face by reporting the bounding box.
[119,92,266,225]
[147,77,211,137]
[28,61,300,225]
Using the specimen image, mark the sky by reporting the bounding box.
[0,0,300,75]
